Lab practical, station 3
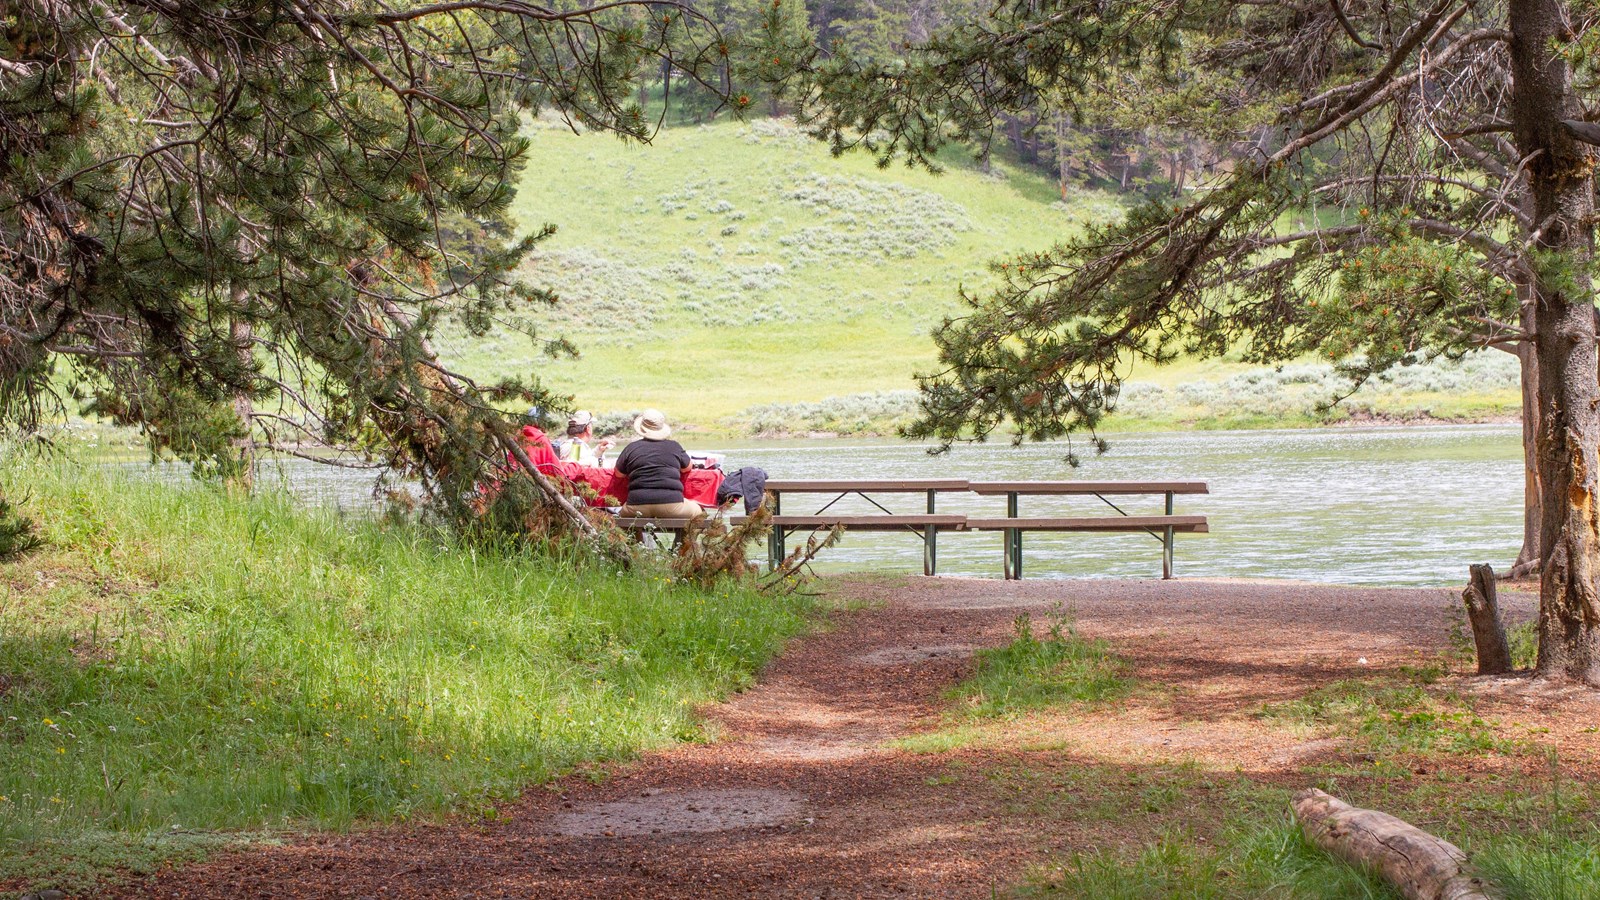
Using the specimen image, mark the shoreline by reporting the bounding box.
[687,409,1523,443]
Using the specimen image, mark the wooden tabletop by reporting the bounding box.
[764,479,972,492]
[968,481,1209,495]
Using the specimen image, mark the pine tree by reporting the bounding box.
[1,0,732,542]
[798,0,1600,685]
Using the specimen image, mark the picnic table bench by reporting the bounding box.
[617,477,1207,579]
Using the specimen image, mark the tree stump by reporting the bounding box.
[1462,563,1513,675]
[1293,789,1496,900]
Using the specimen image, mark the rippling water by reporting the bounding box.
[124,425,1524,587]
[723,426,1523,586]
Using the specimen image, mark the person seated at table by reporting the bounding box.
[615,409,705,520]
[559,410,615,467]
[509,406,564,475]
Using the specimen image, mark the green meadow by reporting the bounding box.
[434,116,1521,436]
[436,115,1120,423]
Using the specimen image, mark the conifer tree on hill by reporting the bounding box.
[799,0,1600,684]
[0,0,753,538]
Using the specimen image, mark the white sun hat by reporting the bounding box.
[633,409,672,440]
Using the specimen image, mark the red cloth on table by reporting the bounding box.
[602,468,722,507]
[496,426,724,509]
[566,464,623,506]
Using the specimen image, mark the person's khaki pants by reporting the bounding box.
[620,500,705,518]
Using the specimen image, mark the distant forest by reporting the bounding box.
[653,0,1250,198]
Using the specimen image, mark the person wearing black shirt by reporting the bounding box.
[615,409,706,519]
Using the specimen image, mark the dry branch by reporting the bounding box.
[1293,788,1497,900]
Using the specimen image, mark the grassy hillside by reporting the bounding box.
[0,458,812,893]
[436,116,1122,424]
[436,116,1521,436]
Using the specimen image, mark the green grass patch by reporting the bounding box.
[1008,767,1600,899]
[1023,820,1402,899]
[948,608,1132,719]
[1258,678,1510,769]
[0,457,813,893]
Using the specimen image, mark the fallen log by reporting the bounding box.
[1292,789,1496,900]
[1462,563,1513,675]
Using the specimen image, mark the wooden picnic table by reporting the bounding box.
[616,478,1209,579]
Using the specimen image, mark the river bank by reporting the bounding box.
[62,422,1529,586]
[584,351,1525,441]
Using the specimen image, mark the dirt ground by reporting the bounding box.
[116,576,1600,899]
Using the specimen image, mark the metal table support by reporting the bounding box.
[1003,491,1022,580]
[767,491,783,571]
[1162,490,1175,579]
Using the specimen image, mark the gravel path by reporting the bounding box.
[121,576,1578,899]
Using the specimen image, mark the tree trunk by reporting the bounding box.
[1463,564,1513,675]
[1511,0,1600,685]
[1055,111,1071,200]
[1292,789,1495,900]
[659,58,671,119]
[227,286,255,493]
[1508,329,1541,579]
[905,0,932,46]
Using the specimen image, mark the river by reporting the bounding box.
[205,424,1522,587]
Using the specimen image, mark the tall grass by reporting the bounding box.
[0,457,812,889]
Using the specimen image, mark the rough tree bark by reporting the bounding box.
[1511,0,1600,685]
[1055,111,1071,200]
[227,285,255,493]
[1462,563,1513,675]
[1293,789,1496,900]
[1508,334,1541,579]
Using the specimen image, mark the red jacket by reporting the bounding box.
[507,425,565,476]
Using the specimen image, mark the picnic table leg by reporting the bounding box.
[767,492,783,571]
[1006,492,1021,580]
[1162,491,1175,579]
[925,489,937,576]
